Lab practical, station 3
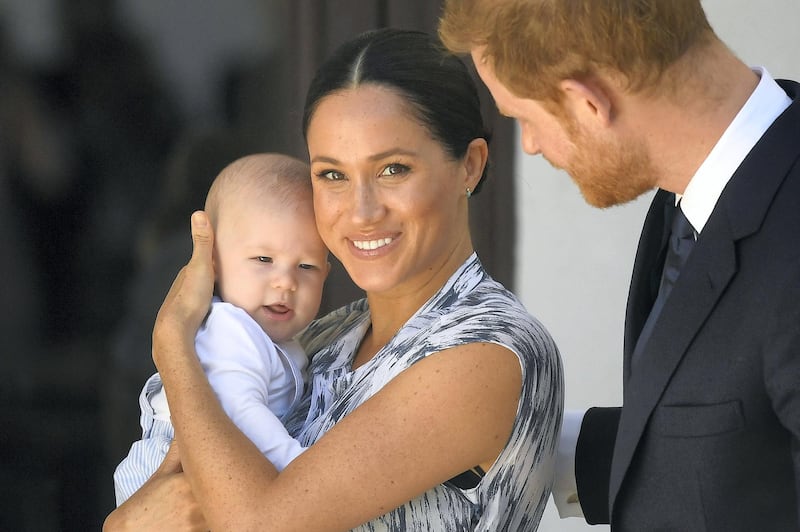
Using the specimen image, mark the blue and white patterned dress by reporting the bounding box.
[286,254,563,531]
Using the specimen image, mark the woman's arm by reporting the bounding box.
[114,211,524,531]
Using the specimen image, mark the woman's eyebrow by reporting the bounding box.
[368,148,418,161]
[310,155,340,165]
[311,148,418,165]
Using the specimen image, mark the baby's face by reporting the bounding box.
[214,197,329,343]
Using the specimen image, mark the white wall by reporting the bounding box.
[514,2,800,530]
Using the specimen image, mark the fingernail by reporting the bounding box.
[192,211,207,227]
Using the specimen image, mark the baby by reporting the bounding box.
[114,153,329,505]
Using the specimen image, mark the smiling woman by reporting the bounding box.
[307,84,484,301]
[105,28,563,532]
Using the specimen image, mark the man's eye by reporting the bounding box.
[380,163,409,177]
[257,256,273,263]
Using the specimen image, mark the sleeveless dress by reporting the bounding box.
[285,254,563,531]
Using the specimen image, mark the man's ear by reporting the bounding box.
[559,78,613,127]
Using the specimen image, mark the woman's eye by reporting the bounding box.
[380,163,409,177]
[256,256,273,263]
[317,170,345,181]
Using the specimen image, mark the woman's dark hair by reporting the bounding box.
[302,28,492,194]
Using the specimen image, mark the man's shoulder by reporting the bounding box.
[776,78,800,100]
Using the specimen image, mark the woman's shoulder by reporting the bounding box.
[441,262,554,351]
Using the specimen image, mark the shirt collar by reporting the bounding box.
[679,67,791,233]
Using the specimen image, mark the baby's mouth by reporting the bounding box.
[266,304,290,314]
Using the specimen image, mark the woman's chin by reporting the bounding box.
[347,271,398,295]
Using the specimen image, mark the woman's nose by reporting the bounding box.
[350,181,384,225]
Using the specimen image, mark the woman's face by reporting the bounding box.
[306,85,477,297]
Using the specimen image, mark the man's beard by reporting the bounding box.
[559,122,660,208]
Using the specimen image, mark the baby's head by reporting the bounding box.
[205,153,329,343]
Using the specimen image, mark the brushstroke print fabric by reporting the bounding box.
[286,254,563,531]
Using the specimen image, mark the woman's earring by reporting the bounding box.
[466,187,472,199]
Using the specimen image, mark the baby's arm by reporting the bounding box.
[196,303,306,470]
[112,373,175,506]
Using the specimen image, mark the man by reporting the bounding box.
[440,1,800,530]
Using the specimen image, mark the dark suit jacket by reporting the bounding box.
[575,80,800,531]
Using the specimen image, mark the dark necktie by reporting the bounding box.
[657,203,696,302]
[631,202,697,368]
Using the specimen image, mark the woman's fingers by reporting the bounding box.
[188,210,214,282]
[153,211,215,362]
[103,462,207,531]
[180,210,215,315]
[159,439,183,475]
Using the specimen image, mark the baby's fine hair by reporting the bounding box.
[204,153,311,225]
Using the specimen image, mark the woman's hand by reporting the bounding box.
[103,440,207,531]
[152,211,215,369]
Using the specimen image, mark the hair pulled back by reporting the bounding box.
[302,28,492,193]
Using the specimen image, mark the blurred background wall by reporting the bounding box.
[0,1,514,529]
[0,0,796,530]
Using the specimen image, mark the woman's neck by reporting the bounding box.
[352,244,473,369]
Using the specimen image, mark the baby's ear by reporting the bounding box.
[210,245,220,278]
[210,246,224,296]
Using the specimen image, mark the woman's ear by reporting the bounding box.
[463,137,489,192]
[559,78,613,127]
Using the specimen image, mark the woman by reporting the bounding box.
[105,28,563,531]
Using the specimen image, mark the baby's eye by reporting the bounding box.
[380,163,410,177]
[299,263,317,270]
[317,170,345,181]
[256,256,273,263]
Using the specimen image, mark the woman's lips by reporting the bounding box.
[349,234,398,257]
[351,236,393,250]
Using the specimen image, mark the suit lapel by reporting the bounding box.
[609,226,737,509]
[609,79,800,516]
[623,190,674,380]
